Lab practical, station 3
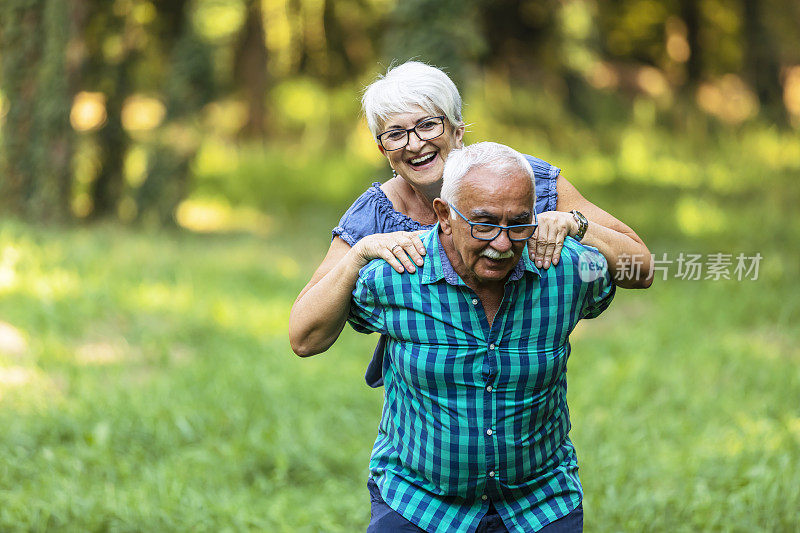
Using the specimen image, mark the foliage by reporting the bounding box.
[2,0,800,225]
[135,19,216,226]
[192,143,384,219]
[382,0,486,86]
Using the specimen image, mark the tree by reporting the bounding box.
[83,1,137,219]
[234,0,270,139]
[741,0,787,125]
[381,0,485,87]
[679,0,702,89]
[135,0,215,225]
[0,0,75,222]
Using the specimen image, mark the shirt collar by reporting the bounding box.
[421,223,540,286]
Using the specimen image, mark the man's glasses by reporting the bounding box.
[450,204,538,242]
[376,116,446,151]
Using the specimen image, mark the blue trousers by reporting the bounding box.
[367,478,584,532]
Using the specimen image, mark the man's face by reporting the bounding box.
[437,165,534,287]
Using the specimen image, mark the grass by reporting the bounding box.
[1,153,799,530]
[0,220,380,531]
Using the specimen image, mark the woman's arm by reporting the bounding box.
[530,176,653,289]
[289,232,425,357]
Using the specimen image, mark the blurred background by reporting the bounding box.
[0,0,798,531]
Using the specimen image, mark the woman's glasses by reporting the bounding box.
[376,117,446,151]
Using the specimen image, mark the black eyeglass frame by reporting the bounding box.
[375,116,446,151]
[449,204,539,242]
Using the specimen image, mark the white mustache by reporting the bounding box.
[480,247,514,260]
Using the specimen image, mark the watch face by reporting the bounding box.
[571,210,587,240]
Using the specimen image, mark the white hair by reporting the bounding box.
[362,61,463,140]
[440,142,535,207]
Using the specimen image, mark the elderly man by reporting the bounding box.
[348,142,615,533]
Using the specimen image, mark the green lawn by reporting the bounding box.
[0,209,798,531]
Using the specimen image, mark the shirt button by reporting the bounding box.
[481,495,488,501]
[489,343,496,350]
[486,429,493,436]
[486,385,493,392]
[472,298,478,305]
[489,470,495,478]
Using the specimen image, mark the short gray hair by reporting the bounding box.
[362,61,463,140]
[440,142,535,206]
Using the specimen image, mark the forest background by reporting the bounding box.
[0,0,798,530]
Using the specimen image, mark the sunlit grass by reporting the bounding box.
[175,197,274,235]
[0,217,380,530]
[1,201,798,530]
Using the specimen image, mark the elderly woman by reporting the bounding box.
[289,61,652,369]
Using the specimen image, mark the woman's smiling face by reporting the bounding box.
[378,106,464,197]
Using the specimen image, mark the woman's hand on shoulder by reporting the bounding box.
[528,211,578,269]
[354,231,427,274]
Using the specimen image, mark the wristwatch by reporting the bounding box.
[570,210,588,241]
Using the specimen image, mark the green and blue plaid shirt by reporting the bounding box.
[348,226,615,533]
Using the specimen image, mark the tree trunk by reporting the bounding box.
[742,0,787,126]
[135,0,214,226]
[679,0,702,88]
[234,0,269,139]
[90,66,131,220]
[0,2,41,217]
[0,0,74,222]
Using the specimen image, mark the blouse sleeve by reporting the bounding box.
[524,154,561,214]
[331,183,387,247]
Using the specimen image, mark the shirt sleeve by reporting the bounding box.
[578,246,616,319]
[347,269,387,334]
